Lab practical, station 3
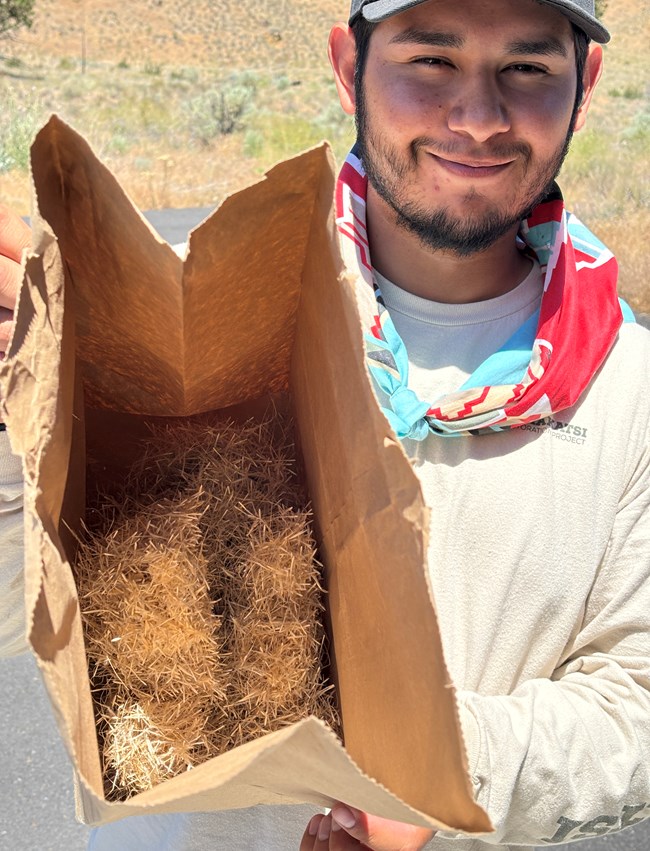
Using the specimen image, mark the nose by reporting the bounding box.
[446,72,510,142]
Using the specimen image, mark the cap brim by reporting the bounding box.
[539,0,610,42]
[354,0,610,43]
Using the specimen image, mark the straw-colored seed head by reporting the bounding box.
[75,416,339,799]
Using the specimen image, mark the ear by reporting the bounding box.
[573,43,603,132]
[328,23,358,116]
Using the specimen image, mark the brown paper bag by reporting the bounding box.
[0,116,492,835]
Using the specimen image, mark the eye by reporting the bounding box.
[505,63,548,75]
[412,56,453,68]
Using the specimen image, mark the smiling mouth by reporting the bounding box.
[430,153,514,178]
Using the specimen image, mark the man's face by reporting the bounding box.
[351,0,586,255]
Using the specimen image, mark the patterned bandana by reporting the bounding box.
[336,146,633,439]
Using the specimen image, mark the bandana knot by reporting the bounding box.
[388,386,432,441]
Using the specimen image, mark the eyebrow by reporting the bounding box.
[388,28,568,58]
[388,28,464,49]
[505,38,568,57]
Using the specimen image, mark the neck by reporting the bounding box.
[366,185,533,304]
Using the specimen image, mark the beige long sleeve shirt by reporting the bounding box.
[376,267,650,849]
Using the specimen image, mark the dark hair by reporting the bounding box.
[351,15,376,106]
[572,24,590,110]
[351,16,591,117]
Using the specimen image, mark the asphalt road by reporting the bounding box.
[1,208,649,851]
[3,648,650,851]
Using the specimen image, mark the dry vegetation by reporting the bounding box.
[7,0,343,70]
[76,417,338,799]
[0,0,647,308]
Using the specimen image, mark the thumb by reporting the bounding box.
[331,804,435,851]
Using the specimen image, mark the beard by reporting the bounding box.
[355,83,576,258]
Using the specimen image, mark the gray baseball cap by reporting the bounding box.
[349,0,610,43]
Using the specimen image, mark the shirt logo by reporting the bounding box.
[520,417,588,445]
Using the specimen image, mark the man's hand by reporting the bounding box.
[300,804,435,851]
[0,204,30,359]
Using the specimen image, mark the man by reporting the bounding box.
[298,0,650,848]
[1,2,649,851]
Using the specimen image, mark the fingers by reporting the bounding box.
[300,813,321,850]
[0,255,22,312]
[0,204,31,263]
[330,817,368,850]
[300,813,366,851]
[0,307,14,359]
[300,814,330,851]
[329,804,435,851]
[0,205,30,313]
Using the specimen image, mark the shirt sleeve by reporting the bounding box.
[455,438,650,846]
[0,428,28,657]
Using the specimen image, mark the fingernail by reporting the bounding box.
[331,805,357,829]
[308,815,320,837]
[331,819,342,832]
[318,815,332,841]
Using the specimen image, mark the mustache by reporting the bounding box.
[411,136,532,163]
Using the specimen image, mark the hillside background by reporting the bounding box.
[0,0,647,309]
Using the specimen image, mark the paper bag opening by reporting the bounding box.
[0,115,492,836]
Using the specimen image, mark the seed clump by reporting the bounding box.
[74,417,338,800]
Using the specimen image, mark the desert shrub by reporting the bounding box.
[185,76,257,144]
[595,0,608,19]
[0,94,41,172]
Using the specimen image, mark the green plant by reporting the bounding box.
[0,96,41,172]
[621,110,650,143]
[622,85,643,100]
[186,80,256,144]
[105,132,131,156]
[0,0,34,38]
[564,129,610,179]
[134,155,154,172]
[243,114,324,161]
